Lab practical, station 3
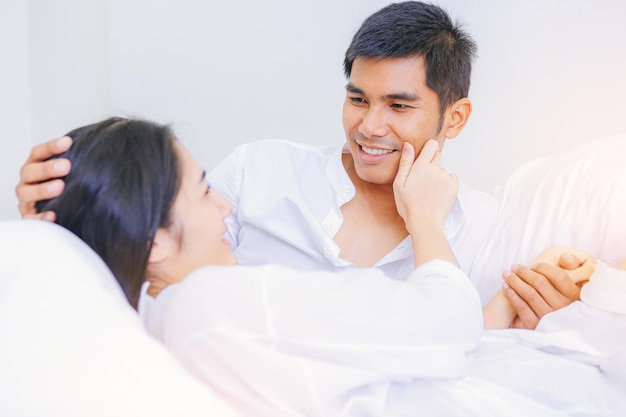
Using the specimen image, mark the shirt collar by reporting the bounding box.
[325,143,356,202]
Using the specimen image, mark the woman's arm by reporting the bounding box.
[393,140,459,267]
[149,261,482,417]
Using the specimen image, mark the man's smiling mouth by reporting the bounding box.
[361,145,394,156]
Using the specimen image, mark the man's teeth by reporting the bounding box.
[361,145,393,156]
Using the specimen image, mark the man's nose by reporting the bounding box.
[359,106,388,138]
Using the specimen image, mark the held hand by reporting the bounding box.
[392,140,459,231]
[15,136,72,221]
[504,247,595,329]
[531,245,595,284]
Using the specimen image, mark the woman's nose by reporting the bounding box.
[214,191,233,218]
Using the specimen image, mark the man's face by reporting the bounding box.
[342,56,446,185]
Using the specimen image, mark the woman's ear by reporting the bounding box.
[145,228,177,298]
[148,228,172,265]
[442,97,472,140]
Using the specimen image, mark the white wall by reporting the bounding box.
[446,0,626,193]
[0,0,110,220]
[106,0,388,175]
[2,0,626,220]
[0,1,32,220]
[104,0,626,192]
[28,0,111,142]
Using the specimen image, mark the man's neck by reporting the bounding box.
[335,153,408,267]
[341,152,400,217]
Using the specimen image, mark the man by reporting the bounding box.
[206,1,495,283]
[15,1,577,326]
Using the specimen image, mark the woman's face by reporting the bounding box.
[153,142,236,283]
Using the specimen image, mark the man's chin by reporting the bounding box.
[354,166,396,186]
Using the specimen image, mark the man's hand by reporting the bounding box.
[503,247,595,329]
[15,136,72,221]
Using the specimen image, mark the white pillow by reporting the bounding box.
[472,134,626,302]
[0,220,239,417]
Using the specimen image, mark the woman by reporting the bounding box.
[36,118,237,308]
[35,115,467,300]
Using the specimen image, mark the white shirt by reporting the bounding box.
[209,140,498,301]
[141,259,483,417]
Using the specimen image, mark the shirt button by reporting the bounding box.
[343,185,352,194]
[324,249,331,258]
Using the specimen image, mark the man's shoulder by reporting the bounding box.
[210,140,342,194]
[228,140,340,173]
[457,181,499,223]
[458,181,498,207]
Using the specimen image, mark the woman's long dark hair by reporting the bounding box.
[36,117,181,308]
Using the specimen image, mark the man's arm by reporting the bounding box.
[15,136,72,221]
[504,259,589,329]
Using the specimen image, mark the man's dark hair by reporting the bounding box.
[36,117,181,308]
[344,1,477,128]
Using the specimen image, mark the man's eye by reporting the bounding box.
[391,103,411,110]
[349,97,366,104]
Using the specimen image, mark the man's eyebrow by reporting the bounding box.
[345,83,420,102]
[385,91,420,102]
[345,83,364,95]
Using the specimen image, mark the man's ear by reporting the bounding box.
[148,228,171,265]
[442,97,472,140]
